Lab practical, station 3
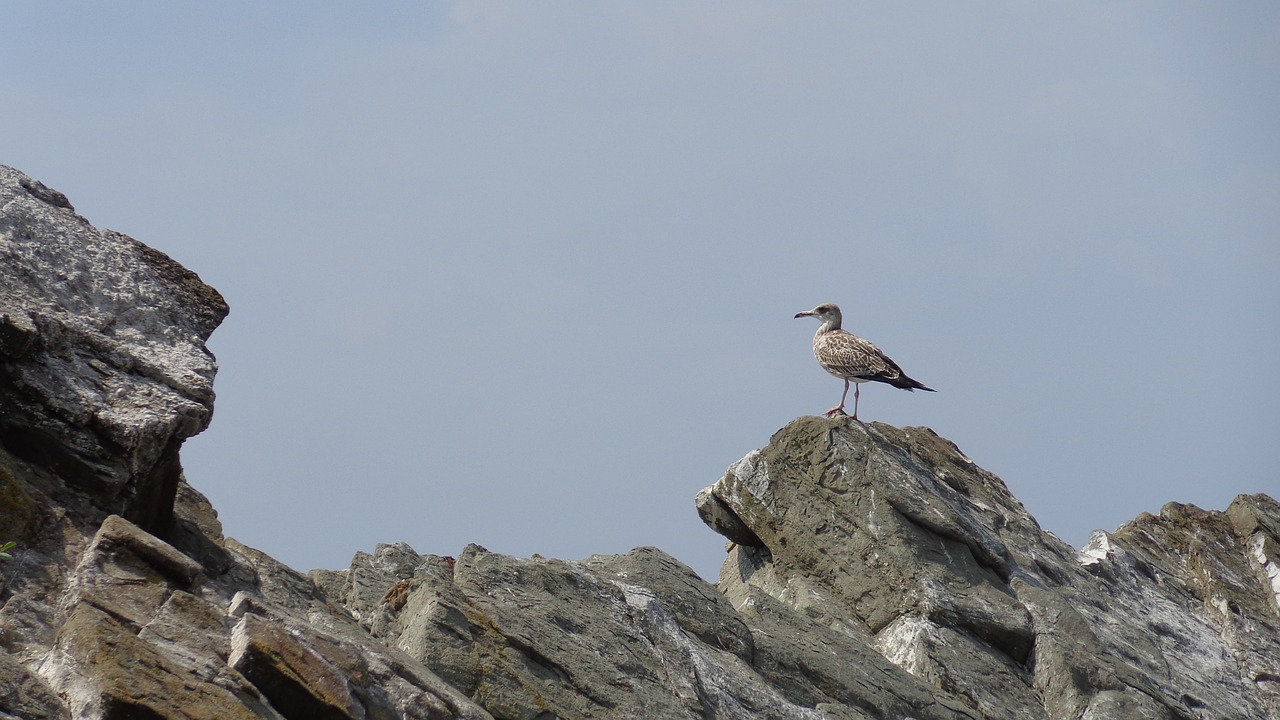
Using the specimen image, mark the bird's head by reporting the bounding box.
[794,303,843,324]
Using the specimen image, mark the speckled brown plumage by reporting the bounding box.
[794,303,934,419]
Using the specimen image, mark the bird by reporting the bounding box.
[794,303,934,420]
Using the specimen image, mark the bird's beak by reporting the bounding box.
[794,310,813,319]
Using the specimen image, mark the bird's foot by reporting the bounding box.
[823,407,847,417]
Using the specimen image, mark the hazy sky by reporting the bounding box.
[5,3,1277,581]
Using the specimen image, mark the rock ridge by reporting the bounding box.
[698,418,1280,719]
[2,166,1277,719]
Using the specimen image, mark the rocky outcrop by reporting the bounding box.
[1,165,1277,719]
[697,418,1280,719]
[0,166,491,720]
[0,164,226,535]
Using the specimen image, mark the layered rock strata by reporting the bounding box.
[0,165,226,535]
[1,166,1276,719]
[697,418,1280,719]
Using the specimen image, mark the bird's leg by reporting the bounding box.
[825,380,851,417]
[852,383,861,421]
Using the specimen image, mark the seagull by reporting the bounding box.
[794,303,934,420]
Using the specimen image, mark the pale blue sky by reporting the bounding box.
[5,2,1277,580]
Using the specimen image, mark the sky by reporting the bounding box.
[3,2,1277,582]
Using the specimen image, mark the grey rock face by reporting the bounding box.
[337,543,710,719]
[0,169,492,720]
[322,541,979,720]
[697,417,1280,719]
[0,164,227,535]
[0,462,496,720]
[2,166,1277,720]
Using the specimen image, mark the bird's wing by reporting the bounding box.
[815,331,904,381]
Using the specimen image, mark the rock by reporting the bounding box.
[585,546,755,662]
[63,514,202,632]
[0,649,66,719]
[709,419,1032,658]
[0,164,227,536]
[694,486,762,548]
[700,416,1280,719]
[334,542,861,719]
[221,551,491,720]
[731,584,975,720]
[10,496,494,720]
[45,604,270,720]
[229,612,366,720]
[0,168,493,720]
[326,538,992,719]
[0,463,45,545]
[2,166,1278,719]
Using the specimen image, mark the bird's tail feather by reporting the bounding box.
[890,375,935,392]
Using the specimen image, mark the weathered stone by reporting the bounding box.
[0,306,38,359]
[734,585,976,720]
[337,542,429,628]
[61,514,202,632]
[0,649,66,719]
[0,163,227,535]
[371,555,486,695]
[47,604,269,720]
[1,167,499,720]
[90,514,203,586]
[450,545,707,720]
[170,478,236,576]
[1086,500,1280,718]
[701,416,1280,719]
[2,166,1279,720]
[708,419,1033,660]
[694,486,762,548]
[17,177,73,211]
[340,542,851,719]
[229,612,363,720]
[585,546,755,661]
[222,563,494,720]
[137,591,235,677]
[1227,493,1280,540]
[0,463,44,545]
